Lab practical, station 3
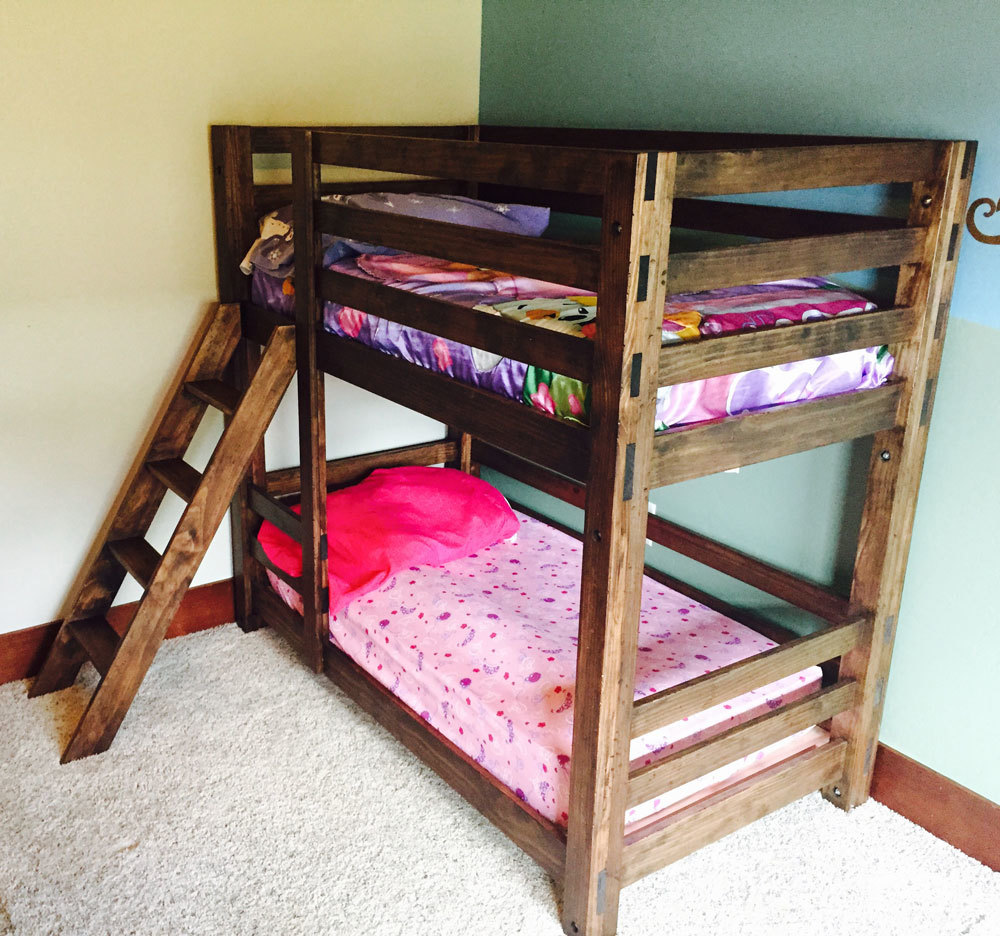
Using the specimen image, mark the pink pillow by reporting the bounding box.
[257,466,519,614]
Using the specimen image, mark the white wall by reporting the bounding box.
[0,0,481,632]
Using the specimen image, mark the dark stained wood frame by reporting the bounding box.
[208,124,975,936]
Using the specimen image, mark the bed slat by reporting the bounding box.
[621,740,847,885]
[318,269,594,381]
[649,383,902,488]
[626,680,858,808]
[316,200,601,291]
[658,307,917,386]
[674,141,943,196]
[667,227,925,294]
[316,332,591,482]
[630,618,865,739]
[247,485,303,542]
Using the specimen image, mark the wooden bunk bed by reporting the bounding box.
[32,123,974,936]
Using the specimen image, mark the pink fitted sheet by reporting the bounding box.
[268,511,823,827]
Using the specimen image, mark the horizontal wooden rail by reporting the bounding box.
[627,680,858,808]
[630,617,866,739]
[658,307,917,386]
[649,383,902,488]
[621,740,846,884]
[312,130,612,196]
[316,332,591,482]
[318,269,594,381]
[667,227,925,294]
[644,512,850,622]
[248,485,303,541]
[674,141,943,196]
[249,124,473,153]
[265,439,459,498]
[254,179,468,216]
[315,200,600,291]
[250,539,301,593]
[474,441,850,622]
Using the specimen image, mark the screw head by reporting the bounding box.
[833,786,842,797]
[920,195,933,208]
[612,222,623,236]
[880,450,892,462]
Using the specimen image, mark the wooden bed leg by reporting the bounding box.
[293,131,329,673]
[825,141,975,811]
[229,337,268,632]
[562,152,675,936]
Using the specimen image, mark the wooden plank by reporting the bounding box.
[562,152,675,936]
[644,513,851,623]
[666,227,925,294]
[658,307,918,387]
[211,126,256,303]
[674,141,943,196]
[318,268,594,381]
[251,580,567,880]
[316,200,601,291]
[58,325,296,762]
[627,680,858,808]
[829,141,977,808]
[254,178,468,216]
[475,441,850,622]
[265,440,459,498]
[242,301,289,347]
[248,485,304,541]
[871,745,1000,872]
[621,740,846,885]
[145,458,202,504]
[293,131,329,674]
[630,618,865,739]
[184,379,242,415]
[107,537,161,591]
[250,539,301,592]
[66,617,120,679]
[312,130,612,195]
[250,124,473,153]
[316,332,591,482]
[648,383,902,489]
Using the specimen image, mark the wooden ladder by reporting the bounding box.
[30,304,296,763]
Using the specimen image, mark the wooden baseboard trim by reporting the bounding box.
[871,743,999,871]
[0,578,235,686]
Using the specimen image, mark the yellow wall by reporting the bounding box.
[0,1,481,632]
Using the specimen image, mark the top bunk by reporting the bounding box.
[213,123,972,489]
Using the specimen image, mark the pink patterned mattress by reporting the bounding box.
[267,510,825,828]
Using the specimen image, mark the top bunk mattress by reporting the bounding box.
[245,194,893,431]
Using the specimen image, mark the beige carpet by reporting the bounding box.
[1,624,997,936]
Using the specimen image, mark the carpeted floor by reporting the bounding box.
[1,624,997,936]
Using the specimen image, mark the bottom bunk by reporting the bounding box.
[249,465,851,885]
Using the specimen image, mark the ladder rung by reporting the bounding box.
[108,537,161,590]
[184,379,242,415]
[146,458,202,503]
[67,617,121,678]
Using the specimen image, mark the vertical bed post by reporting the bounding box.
[292,130,329,672]
[562,151,675,936]
[827,140,975,810]
[211,125,268,632]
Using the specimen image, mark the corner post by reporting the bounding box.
[292,130,329,672]
[562,151,675,936]
[827,140,976,809]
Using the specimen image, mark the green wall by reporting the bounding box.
[480,0,999,802]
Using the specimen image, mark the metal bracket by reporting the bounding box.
[644,153,658,201]
[319,533,328,561]
[947,223,960,262]
[920,377,936,427]
[636,254,650,302]
[629,353,643,398]
[622,443,636,502]
[596,869,608,914]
